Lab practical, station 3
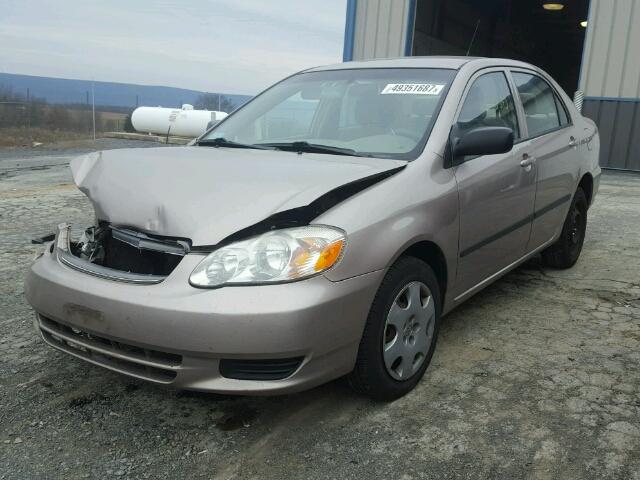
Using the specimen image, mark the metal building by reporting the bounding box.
[343,0,640,171]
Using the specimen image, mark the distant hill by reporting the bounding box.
[0,72,251,110]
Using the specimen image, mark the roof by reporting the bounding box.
[306,56,535,72]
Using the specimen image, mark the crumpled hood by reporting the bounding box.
[70,146,406,246]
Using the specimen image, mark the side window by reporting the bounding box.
[512,72,567,137]
[554,94,570,126]
[457,72,520,140]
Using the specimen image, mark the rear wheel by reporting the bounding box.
[542,188,588,269]
[348,257,441,401]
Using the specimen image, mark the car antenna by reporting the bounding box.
[466,20,481,56]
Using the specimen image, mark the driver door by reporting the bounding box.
[452,69,537,298]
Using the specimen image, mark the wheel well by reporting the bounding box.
[579,173,593,206]
[401,241,448,300]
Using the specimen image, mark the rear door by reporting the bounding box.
[509,70,580,250]
[452,69,537,297]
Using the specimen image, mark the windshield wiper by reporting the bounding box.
[197,137,274,150]
[256,141,364,157]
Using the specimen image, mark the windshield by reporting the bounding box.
[201,68,456,160]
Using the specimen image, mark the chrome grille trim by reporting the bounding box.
[57,249,166,285]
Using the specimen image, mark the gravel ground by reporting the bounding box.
[1,140,639,479]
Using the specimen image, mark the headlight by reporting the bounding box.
[189,226,346,288]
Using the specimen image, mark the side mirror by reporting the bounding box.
[449,126,514,164]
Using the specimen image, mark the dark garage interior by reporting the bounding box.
[412,0,590,95]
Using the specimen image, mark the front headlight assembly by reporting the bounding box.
[189,226,346,288]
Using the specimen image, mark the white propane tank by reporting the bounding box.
[131,104,228,137]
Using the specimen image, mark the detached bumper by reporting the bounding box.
[24,247,383,394]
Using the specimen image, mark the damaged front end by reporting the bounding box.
[55,223,190,284]
[53,147,408,286]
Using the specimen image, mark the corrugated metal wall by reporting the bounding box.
[579,0,640,98]
[344,0,640,170]
[580,0,640,170]
[349,0,414,60]
[583,100,640,170]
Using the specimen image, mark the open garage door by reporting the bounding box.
[412,0,589,95]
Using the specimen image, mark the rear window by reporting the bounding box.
[512,72,569,137]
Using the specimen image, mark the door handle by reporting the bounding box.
[569,136,578,148]
[520,158,533,167]
[520,154,535,171]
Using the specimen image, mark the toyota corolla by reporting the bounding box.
[25,57,600,400]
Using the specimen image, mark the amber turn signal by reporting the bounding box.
[314,239,345,272]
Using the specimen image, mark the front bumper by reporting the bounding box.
[25,246,383,394]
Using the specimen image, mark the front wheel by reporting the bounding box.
[348,257,441,401]
[542,187,588,269]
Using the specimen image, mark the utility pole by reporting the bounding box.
[26,88,31,144]
[91,81,96,140]
[217,93,221,111]
[86,91,90,136]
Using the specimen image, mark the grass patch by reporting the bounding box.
[0,128,97,147]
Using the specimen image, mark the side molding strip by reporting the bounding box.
[459,194,572,258]
[454,236,556,302]
[460,215,533,258]
[534,194,572,218]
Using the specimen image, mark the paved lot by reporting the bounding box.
[1,140,639,479]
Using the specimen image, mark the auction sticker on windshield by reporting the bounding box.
[381,83,445,95]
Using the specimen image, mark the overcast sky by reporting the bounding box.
[0,0,347,95]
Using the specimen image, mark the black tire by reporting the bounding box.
[348,256,441,401]
[542,188,588,269]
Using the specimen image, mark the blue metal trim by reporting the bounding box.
[584,96,640,103]
[343,0,357,62]
[404,0,417,56]
[577,0,592,90]
[602,167,640,174]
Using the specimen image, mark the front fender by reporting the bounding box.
[319,159,459,300]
